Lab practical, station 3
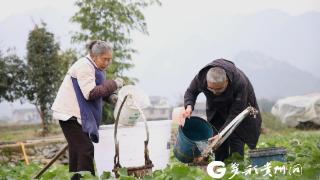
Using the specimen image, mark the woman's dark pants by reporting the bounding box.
[59,118,95,180]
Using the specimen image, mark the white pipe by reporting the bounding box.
[200,106,257,157]
[217,107,251,146]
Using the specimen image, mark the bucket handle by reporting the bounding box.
[113,95,153,172]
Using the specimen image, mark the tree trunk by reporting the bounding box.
[35,104,49,136]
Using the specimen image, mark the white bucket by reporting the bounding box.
[113,85,150,126]
[94,120,172,177]
[171,106,184,125]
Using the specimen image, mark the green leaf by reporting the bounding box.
[100,171,112,179]
[118,168,129,176]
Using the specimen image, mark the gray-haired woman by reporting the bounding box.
[51,40,123,179]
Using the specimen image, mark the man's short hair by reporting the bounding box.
[206,67,227,83]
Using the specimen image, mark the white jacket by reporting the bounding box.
[51,55,97,120]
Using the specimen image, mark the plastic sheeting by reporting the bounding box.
[271,93,320,127]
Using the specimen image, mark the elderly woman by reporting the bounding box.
[51,40,122,179]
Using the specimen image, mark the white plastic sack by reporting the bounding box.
[113,85,151,126]
[271,93,320,127]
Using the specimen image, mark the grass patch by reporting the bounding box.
[0,123,62,142]
[261,112,287,131]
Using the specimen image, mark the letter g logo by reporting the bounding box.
[207,161,226,179]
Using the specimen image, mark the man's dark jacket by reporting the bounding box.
[184,59,262,149]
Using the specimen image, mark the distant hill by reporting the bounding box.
[234,51,320,99]
[230,10,320,78]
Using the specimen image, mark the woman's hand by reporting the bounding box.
[114,77,124,89]
[107,93,118,106]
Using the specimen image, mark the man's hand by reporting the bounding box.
[179,105,193,126]
[183,105,193,118]
[208,134,221,145]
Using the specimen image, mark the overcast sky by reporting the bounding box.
[1,0,320,22]
[0,0,319,118]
